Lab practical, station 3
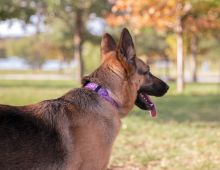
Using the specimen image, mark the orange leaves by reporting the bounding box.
[107,14,125,27]
[107,0,220,34]
[184,5,220,33]
[107,0,186,31]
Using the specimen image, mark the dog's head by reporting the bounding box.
[83,28,169,117]
[134,58,169,117]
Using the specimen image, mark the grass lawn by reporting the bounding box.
[0,80,220,170]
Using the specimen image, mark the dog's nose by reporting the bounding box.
[165,84,169,92]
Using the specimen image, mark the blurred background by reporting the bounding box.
[0,0,220,169]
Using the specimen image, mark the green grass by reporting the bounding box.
[0,80,220,170]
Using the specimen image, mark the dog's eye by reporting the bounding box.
[138,69,147,75]
[137,66,150,75]
[138,70,148,75]
[143,70,149,75]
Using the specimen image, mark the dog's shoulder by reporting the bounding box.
[61,87,101,111]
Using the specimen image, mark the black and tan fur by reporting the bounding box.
[0,28,169,170]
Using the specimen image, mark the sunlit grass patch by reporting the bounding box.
[111,116,220,170]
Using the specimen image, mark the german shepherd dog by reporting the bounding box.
[0,28,169,170]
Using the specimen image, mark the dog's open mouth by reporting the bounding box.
[135,92,157,117]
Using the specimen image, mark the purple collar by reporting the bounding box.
[84,82,118,108]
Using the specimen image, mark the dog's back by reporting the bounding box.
[0,104,66,170]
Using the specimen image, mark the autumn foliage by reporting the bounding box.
[107,0,220,33]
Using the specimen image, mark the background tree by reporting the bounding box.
[0,0,111,81]
[184,0,220,82]
[5,35,60,69]
[0,0,46,69]
[0,0,36,21]
[44,0,111,81]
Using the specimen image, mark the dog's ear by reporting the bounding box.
[101,33,116,61]
[118,28,136,61]
[117,28,136,74]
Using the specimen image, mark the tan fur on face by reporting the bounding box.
[99,50,140,117]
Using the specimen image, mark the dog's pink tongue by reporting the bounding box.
[149,103,157,117]
[146,95,157,117]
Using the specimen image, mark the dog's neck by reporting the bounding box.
[84,82,119,108]
[82,66,137,117]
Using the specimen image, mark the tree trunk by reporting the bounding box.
[58,53,64,73]
[164,54,170,81]
[190,35,198,82]
[176,26,184,93]
[74,8,84,82]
